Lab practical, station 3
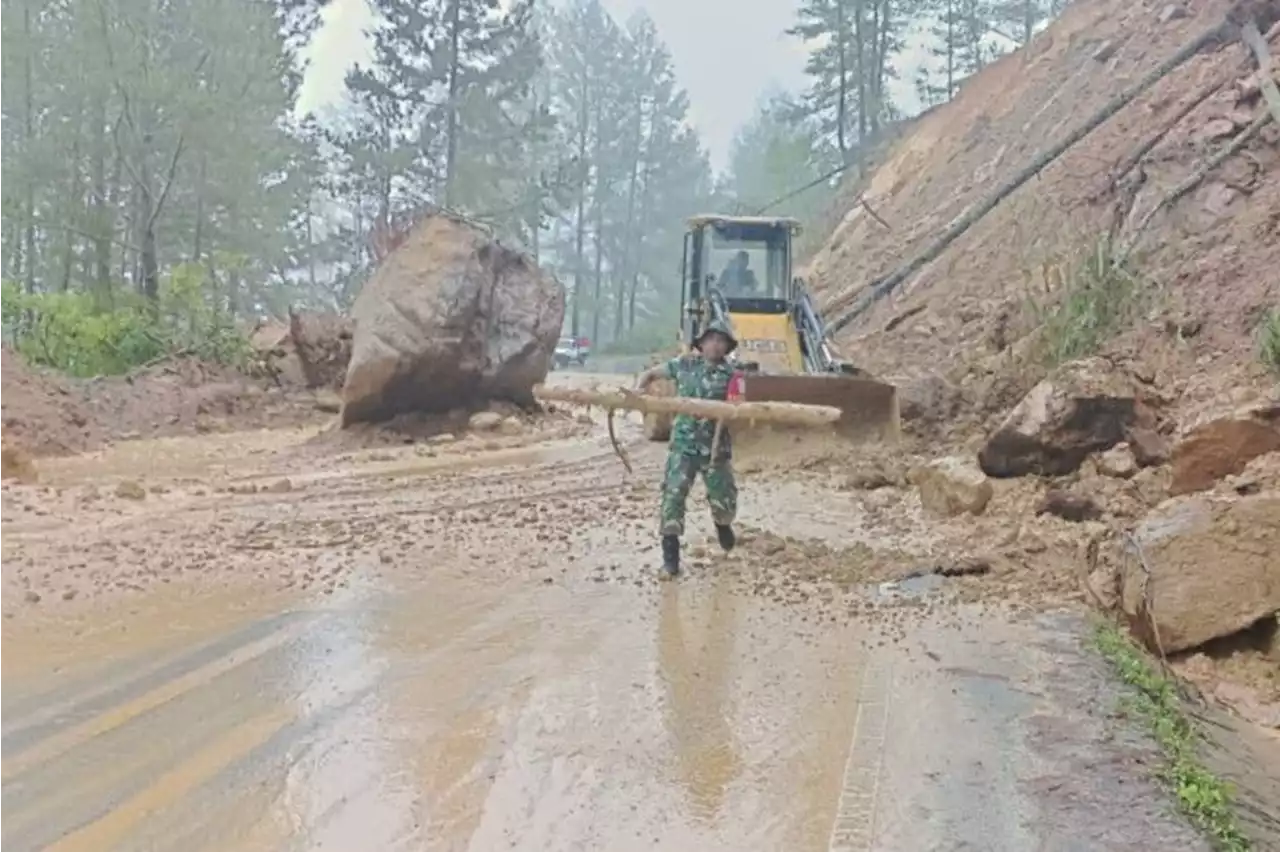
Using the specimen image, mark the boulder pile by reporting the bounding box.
[908,355,1279,664]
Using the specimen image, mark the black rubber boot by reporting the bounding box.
[661,534,681,577]
[716,524,736,553]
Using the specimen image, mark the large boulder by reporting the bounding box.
[289,309,353,390]
[1169,402,1280,496]
[911,455,994,517]
[978,357,1156,477]
[1120,493,1280,653]
[340,215,565,426]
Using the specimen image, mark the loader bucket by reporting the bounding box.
[737,373,901,444]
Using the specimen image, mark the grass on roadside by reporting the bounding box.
[1258,307,1280,374]
[1092,623,1251,852]
[1028,236,1144,367]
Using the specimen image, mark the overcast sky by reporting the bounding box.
[296,0,924,172]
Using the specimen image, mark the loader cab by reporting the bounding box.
[680,215,800,348]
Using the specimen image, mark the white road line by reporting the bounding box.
[829,662,894,852]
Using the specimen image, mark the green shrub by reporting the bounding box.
[1029,236,1143,367]
[1258,307,1280,374]
[1,264,249,377]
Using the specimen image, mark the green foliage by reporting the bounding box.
[1093,624,1251,851]
[1257,307,1280,373]
[2,266,248,378]
[2,0,313,310]
[1029,237,1143,367]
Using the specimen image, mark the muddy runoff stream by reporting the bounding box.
[2,374,1213,851]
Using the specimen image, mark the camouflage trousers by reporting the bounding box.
[659,450,737,537]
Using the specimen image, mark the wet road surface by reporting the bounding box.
[1,379,1216,851]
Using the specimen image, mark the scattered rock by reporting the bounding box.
[1097,444,1138,479]
[911,455,994,517]
[469,411,504,432]
[313,392,343,414]
[289,309,354,390]
[114,480,147,500]
[1169,402,1280,496]
[264,477,294,493]
[1157,3,1188,24]
[1120,494,1280,654]
[842,458,904,490]
[1036,489,1102,522]
[979,358,1154,477]
[1127,426,1171,467]
[24,590,41,604]
[899,373,964,426]
[498,417,524,436]
[340,214,564,426]
[1162,316,1203,339]
[1210,680,1280,730]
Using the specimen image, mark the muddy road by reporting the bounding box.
[2,374,1215,851]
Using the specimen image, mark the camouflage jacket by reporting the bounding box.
[664,354,734,459]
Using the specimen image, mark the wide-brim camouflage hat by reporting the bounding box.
[693,319,737,354]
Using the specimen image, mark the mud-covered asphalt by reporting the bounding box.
[2,373,1215,851]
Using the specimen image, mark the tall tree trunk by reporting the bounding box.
[192,155,207,262]
[443,0,462,208]
[90,95,112,300]
[946,0,957,99]
[22,3,37,294]
[59,117,82,292]
[854,0,868,149]
[835,0,848,160]
[305,194,318,291]
[590,98,605,346]
[571,76,590,339]
[139,187,160,302]
[628,156,654,331]
[616,97,645,339]
[874,0,891,133]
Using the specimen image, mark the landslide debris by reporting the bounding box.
[793,0,1280,735]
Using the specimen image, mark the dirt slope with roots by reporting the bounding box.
[808,0,1279,416]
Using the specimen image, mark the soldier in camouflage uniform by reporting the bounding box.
[635,319,739,576]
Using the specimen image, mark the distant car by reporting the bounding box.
[553,336,589,369]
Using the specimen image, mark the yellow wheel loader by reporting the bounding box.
[642,214,899,445]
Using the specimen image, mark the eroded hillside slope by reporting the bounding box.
[809,0,1279,428]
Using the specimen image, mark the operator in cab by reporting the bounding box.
[717,250,759,296]
[634,319,739,577]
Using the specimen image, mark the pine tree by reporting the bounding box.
[727,96,840,222]
[338,0,543,219]
[788,0,908,162]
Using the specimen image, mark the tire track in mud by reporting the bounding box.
[4,436,652,554]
